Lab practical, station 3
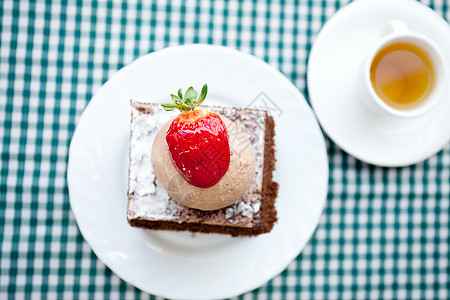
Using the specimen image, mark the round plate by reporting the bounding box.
[67,45,328,299]
[308,0,450,167]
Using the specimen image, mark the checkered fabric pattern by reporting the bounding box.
[1,0,449,299]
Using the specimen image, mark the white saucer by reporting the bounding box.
[308,0,450,167]
[67,45,329,299]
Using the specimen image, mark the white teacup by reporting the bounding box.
[359,20,447,118]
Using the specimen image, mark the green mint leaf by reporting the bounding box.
[185,87,197,102]
[161,103,177,108]
[162,103,177,106]
[197,84,208,105]
[171,94,181,103]
[185,98,195,110]
[161,105,175,111]
[163,84,208,113]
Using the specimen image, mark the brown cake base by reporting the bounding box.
[127,102,278,237]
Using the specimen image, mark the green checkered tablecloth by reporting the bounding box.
[1,0,449,299]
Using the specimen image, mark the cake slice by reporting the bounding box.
[127,101,278,236]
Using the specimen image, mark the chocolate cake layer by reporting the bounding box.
[127,101,278,236]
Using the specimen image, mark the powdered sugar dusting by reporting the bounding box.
[127,104,179,220]
[127,102,268,226]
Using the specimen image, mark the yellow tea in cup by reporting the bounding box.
[370,42,435,110]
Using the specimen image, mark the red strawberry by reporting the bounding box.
[162,84,230,188]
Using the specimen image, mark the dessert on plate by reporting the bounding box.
[127,84,278,236]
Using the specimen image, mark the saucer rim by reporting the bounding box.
[307,0,450,167]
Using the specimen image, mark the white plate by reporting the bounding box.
[308,0,450,167]
[67,45,328,299]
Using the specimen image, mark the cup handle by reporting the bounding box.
[382,20,408,36]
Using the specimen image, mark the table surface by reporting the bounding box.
[1,0,449,299]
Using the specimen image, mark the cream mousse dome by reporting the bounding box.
[151,116,255,211]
